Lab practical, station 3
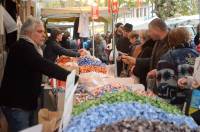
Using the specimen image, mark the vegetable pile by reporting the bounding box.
[78,57,107,73]
[65,102,197,132]
[79,66,107,74]
[78,57,106,67]
[96,118,200,132]
[88,83,132,97]
[74,85,94,104]
[73,91,181,116]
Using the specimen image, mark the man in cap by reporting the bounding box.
[116,23,133,54]
[116,23,133,76]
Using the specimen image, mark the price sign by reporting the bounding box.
[91,3,99,20]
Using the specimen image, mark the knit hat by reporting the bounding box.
[123,23,133,32]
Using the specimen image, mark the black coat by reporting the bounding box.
[0,39,74,110]
[116,37,131,76]
[116,37,131,54]
[136,34,170,72]
[61,39,71,49]
[133,39,156,86]
[44,39,80,63]
[194,33,200,45]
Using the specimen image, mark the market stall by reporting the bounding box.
[40,6,128,22]
[37,4,200,132]
[38,53,200,132]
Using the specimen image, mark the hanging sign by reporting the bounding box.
[91,3,99,20]
[112,0,119,14]
[108,0,111,14]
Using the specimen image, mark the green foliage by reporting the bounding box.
[149,0,198,19]
[118,0,136,8]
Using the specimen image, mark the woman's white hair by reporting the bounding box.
[20,16,43,35]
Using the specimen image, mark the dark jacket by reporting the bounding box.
[194,33,200,45]
[44,39,80,63]
[116,37,131,54]
[136,34,170,72]
[0,39,74,110]
[115,34,122,47]
[116,37,131,76]
[61,39,71,49]
[133,39,156,86]
[156,44,199,101]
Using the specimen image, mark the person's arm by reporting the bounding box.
[52,44,80,57]
[178,76,194,89]
[22,45,78,82]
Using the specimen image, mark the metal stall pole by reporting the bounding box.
[199,0,200,22]
[92,19,95,56]
[112,14,117,77]
[111,0,117,77]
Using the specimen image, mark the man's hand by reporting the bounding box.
[192,80,199,88]
[121,55,136,66]
[178,77,188,89]
[147,69,157,78]
[78,49,88,56]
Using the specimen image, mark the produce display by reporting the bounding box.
[74,84,129,105]
[50,56,198,132]
[58,62,79,75]
[134,89,155,97]
[74,85,94,105]
[52,56,78,89]
[72,91,181,116]
[96,118,200,132]
[78,57,107,74]
[88,83,131,97]
[78,56,106,67]
[74,83,154,105]
[87,83,155,98]
[57,56,77,64]
[65,102,197,132]
[79,66,107,74]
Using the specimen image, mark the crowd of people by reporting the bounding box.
[1,15,200,131]
[114,19,200,123]
[54,18,200,124]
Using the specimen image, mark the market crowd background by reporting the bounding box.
[1,0,200,132]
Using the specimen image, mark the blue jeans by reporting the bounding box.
[1,107,37,132]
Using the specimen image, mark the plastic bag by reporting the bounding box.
[58,71,77,131]
[38,109,61,132]
[79,72,108,89]
[2,5,17,33]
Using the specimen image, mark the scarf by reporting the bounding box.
[19,35,43,57]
